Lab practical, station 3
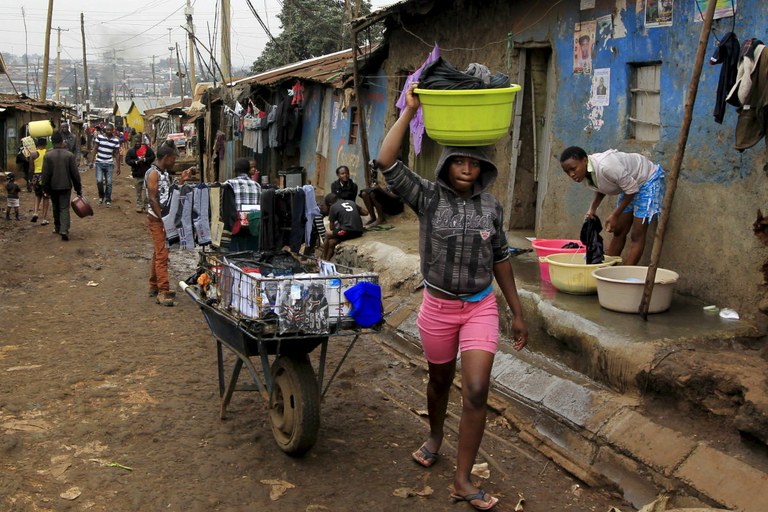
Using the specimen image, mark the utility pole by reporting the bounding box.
[54,27,69,102]
[122,69,127,99]
[112,49,117,106]
[175,42,185,102]
[151,55,157,97]
[22,7,30,95]
[220,0,231,82]
[168,28,174,97]
[41,0,54,100]
[73,64,78,105]
[81,13,90,125]
[186,0,197,96]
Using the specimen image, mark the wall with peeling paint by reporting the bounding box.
[296,72,389,196]
[378,0,768,318]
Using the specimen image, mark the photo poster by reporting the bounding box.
[573,21,597,75]
[694,0,736,21]
[591,68,611,106]
[597,14,613,41]
[645,0,674,28]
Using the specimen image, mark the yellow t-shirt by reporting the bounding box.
[33,148,46,174]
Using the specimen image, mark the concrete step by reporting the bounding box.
[334,221,768,510]
[381,298,768,511]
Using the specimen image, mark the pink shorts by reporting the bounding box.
[416,290,499,364]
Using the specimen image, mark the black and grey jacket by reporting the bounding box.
[381,146,509,297]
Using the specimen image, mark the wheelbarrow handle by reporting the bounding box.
[179,280,202,302]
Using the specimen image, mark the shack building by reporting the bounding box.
[355,0,768,319]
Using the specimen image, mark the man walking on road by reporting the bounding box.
[89,123,121,207]
[126,138,156,213]
[42,132,83,241]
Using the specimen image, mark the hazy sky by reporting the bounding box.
[0,0,395,69]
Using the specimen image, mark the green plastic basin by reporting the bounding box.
[414,85,521,146]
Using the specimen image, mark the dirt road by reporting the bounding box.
[0,169,628,511]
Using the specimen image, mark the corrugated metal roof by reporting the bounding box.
[132,97,182,115]
[144,98,193,117]
[114,100,132,116]
[0,93,58,114]
[229,48,354,88]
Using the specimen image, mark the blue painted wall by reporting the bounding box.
[298,83,323,181]
[297,70,389,193]
[548,0,763,184]
[381,0,768,313]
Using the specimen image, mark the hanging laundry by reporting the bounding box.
[735,48,768,150]
[178,184,195,250]
[710,32,740,124]
[291,80,305,107]
[162,184,182,246]
[289,188,306,253]
[192,184,212,246]
[727,39,765,108]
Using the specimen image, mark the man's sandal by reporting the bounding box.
[411,443,439,468]
[450,489,499,511]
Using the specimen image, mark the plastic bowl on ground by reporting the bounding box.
[414,86,521,146]
[539,253,622,295]
[531,239,586,282]
[591,266,679,314]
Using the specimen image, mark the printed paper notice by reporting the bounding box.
[591,69,610,107]
[580,0,596,9]
[573,21,596,75]
[645,0,673,28]
[694,0,736,21]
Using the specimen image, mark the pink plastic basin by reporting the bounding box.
[531,239,586,282]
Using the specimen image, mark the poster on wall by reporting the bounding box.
[597,14,613,39]
[591,68,610,106]
[580,0,596,9]
[645,0,674,27]
[694,0,736,21]
[573,21,596,75]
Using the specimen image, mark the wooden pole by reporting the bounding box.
[220,0,232,82]
[81,13,90,132]
[54,27,69,102]
[186,0,197,96]
[351,29,372,187]
[176,43,185,102]
[41,0,54,100]
[638,0,718,319]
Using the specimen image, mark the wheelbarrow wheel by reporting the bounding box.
[269,355,320,455]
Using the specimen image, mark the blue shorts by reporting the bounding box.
[617,165,665,223]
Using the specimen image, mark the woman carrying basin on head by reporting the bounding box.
[375,82,528,511]
[560,146,666,266]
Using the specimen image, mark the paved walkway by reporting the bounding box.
[335,215,768,511]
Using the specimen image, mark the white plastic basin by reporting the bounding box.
[591,266,679,314]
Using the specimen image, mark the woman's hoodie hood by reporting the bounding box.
[435,146,498,197]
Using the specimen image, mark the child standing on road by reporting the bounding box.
[29,137,50,225]
[375,83,528,511]
[5,173,21,220]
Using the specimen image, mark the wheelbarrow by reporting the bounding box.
[181,252,380,455]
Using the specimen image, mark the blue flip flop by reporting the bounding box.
[450,489,499,510]
[411,443,439,468]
